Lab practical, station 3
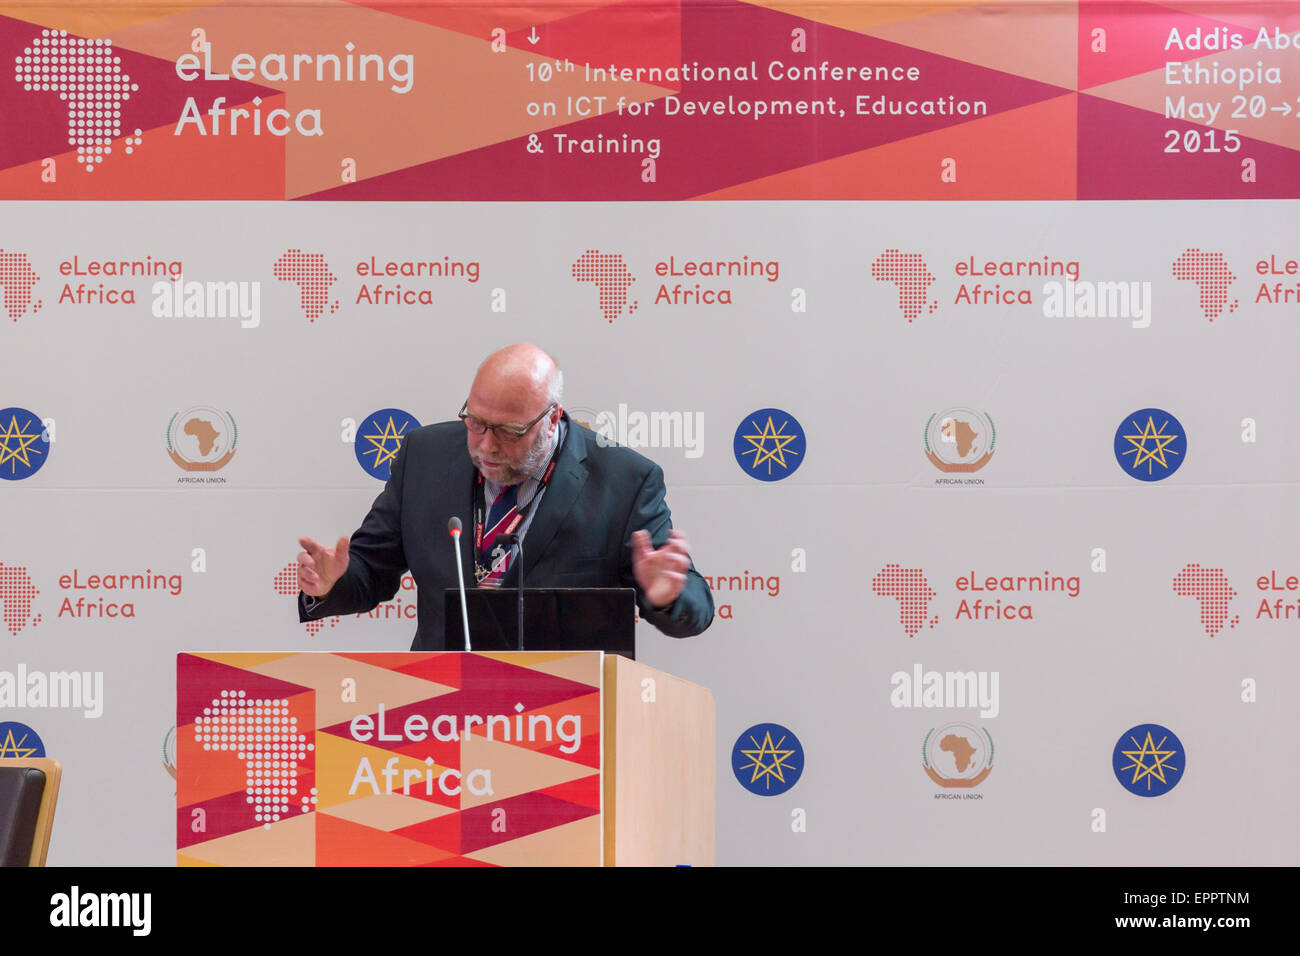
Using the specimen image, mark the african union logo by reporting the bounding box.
[1113,723,1184,797]
[162,725,177,781]
[0,407,51,480]
[924,408,995,473]
[167,406,237,472]
[0,721,45,758]
[731,722,803,795]
[734,408,805,481]
[923,722,993,788]
[355,408,420,481]
[1114,408,1186,482]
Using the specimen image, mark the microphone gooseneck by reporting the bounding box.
[448,517,471,651]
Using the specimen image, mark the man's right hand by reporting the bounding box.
[298,536,350,597]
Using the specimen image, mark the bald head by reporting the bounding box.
[464,344,565,485]
[472,344,563,407]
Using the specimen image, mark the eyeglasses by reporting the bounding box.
[459,401,556,443]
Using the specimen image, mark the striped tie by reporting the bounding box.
[479,485,518,588]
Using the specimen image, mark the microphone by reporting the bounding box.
[448,517,471,651]
[496,532,524,651]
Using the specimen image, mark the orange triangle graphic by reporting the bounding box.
[864,0,1077,90]
[0,98,285,199]
[697,92,1077,200]
[316,811,454,866]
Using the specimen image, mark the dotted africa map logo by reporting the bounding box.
[1113,723,1184,797]
[0,563,41,635]
[733,408,805,481]
[572,249,637,323]
[355,408,420,481]
[190,689,316,829]
[0,407,51,479]
[731,722,803,795]
[0,250,43,320]
[1114,407,1186,481]
[872,563,940,637]
[872,248,939,322]
[1171,248,1238,320]
[1172,563,1239,636]
[14,30,144,172]
[274,249,340,322]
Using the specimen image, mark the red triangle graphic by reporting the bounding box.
[536,731,602,769]
[177,789,265,849]
[424,855,497,867]
[506,0,680,79]
[338,0,604,40]
[392,652,462,688]
[177,655,312,728]
[453,792,598,854]
[1078,0,1249,90]
[394,808,461,854]
[699,93,1077,199]
[0,102,285,199]
[1078,92,1300,198]
[536,773,601,810]
[336,652,440,672]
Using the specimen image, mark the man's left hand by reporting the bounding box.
[632,528,693,610]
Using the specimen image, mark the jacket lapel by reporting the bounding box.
[429,432,477,587]
[518,415,588,581]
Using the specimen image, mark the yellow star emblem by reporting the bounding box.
[1118,731,1180,791]
[1121,415,1180,476]
[740,415,800,476]
[0,413,44,474]
[0,727,40,759]
[360,415,410,471]
[737,730,799,790]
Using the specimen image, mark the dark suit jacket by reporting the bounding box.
[300,414,713,650]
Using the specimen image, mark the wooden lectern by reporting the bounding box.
[177,651,714,866]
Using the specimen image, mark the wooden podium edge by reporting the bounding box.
[602,655,715,866]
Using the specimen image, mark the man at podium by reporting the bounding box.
[296,343,714,651]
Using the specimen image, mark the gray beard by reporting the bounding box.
[519,425,554,478]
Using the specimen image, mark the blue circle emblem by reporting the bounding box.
[0,407,51,480]
[1114,408,1186,481]
[0,721,46,758]
[355,408,420,481]
[1113,723,1184,797]
[734,408,806,481]
[732,722,803,795]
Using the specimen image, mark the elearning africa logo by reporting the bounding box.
[355,408,420,481]
[733,408,805,481]
[731,722,804,796]
[0,407,51,480]
[1113,723,1184,797]
[1114,408,1186,481]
